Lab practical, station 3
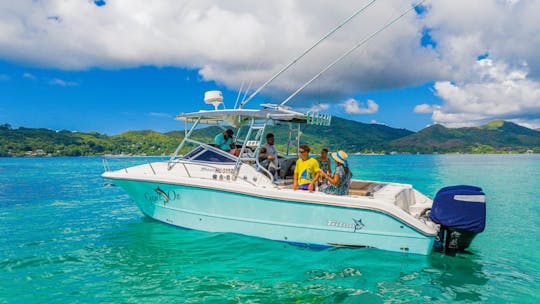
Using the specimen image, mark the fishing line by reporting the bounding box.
[234,79,246,109]
[239,0,379,108]
[280,0,427,106]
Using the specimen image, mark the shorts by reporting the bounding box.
[298,183,310,190]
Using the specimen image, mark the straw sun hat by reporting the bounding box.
[331,150,349,166]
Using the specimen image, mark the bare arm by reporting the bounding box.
[320,171,340,186]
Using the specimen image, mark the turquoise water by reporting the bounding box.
[1,155,539,303]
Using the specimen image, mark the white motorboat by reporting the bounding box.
[102,3,486,255]
[102,103,485,255]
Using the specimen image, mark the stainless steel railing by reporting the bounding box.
[102,156,167,175]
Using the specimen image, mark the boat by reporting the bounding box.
[102,3,486,255]
[102,99,485,255]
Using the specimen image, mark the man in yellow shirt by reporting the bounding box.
[293,144,320,192]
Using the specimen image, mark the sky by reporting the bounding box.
[0,0,539,134]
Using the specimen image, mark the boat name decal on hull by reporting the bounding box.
[144,187,181,205]
[327,219,365,232]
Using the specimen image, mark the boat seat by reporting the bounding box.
[348,189,371,196]
[350,181,373,190]
[348,181,375,196]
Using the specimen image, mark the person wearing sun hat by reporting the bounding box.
[315,150,353,196]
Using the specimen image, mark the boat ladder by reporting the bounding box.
[232,119,273,182]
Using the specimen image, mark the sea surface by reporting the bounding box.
[1,155,539,303]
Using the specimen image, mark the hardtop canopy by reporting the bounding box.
[175,107,307,128]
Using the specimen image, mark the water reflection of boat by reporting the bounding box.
[425,254,488,301]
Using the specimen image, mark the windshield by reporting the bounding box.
[183,146,235,163]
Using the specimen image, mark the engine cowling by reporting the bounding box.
[430,185,486,255]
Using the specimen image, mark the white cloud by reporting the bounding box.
[340,98,379,114]
[0,0,445,101]
[432,58,540,128]
[49,78,79,86]
[0,0,538,126]
[308,103,330,112]
[23,72,36,80]
[506,118,540,130]
[414,103,436,114]
[420,0,540,128]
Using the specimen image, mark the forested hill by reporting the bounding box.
[389,120,540,153]
[0,118,539,157]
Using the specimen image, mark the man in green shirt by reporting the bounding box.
[214,129,235,151]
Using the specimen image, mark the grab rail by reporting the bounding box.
[102,156,166,175]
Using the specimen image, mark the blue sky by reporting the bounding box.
[0,1,538,134]
[0,59,439,134]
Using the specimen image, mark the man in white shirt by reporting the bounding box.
[261,133,278,165]
[259,133,279,175]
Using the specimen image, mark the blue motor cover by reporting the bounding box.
[436,185,483,193]
[430,185,486,233]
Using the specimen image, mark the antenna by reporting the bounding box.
[240,79,254,104]
[234,79,245,109]
[239,0,378,109]
[280,0,426,106]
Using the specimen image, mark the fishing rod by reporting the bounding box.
[239,0,378,109]
[280,0,426,107]
[233,79,246,109]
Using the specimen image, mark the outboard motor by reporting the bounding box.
[430,185,486,255]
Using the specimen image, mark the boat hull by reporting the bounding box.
[113,179,435,255]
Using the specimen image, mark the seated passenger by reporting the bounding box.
[316,150,352,196]
[261,133,278,166]
[260,133,279,176]
[214,129,235,151]
[293,144,320,192]
[258,147,268,162]
[259,146,278,176]
[229,143,242,157]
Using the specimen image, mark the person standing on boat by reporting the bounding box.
[316,148,332,187]
[315,150,352,196]
[316,148,332,174]
[293,144,320,192]
[214,129,235,151]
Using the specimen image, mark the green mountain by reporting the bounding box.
[389,121,540,153]
[151,117,412,153]
[292,117,413,152]
[0,124,182,156]
[1,119,539,157]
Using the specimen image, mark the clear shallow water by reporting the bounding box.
[1,155,539,303]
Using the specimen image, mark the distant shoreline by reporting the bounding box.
[1,151,537,158]
[2,119,539,157]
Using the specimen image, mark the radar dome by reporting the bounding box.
[204,90,224,110]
